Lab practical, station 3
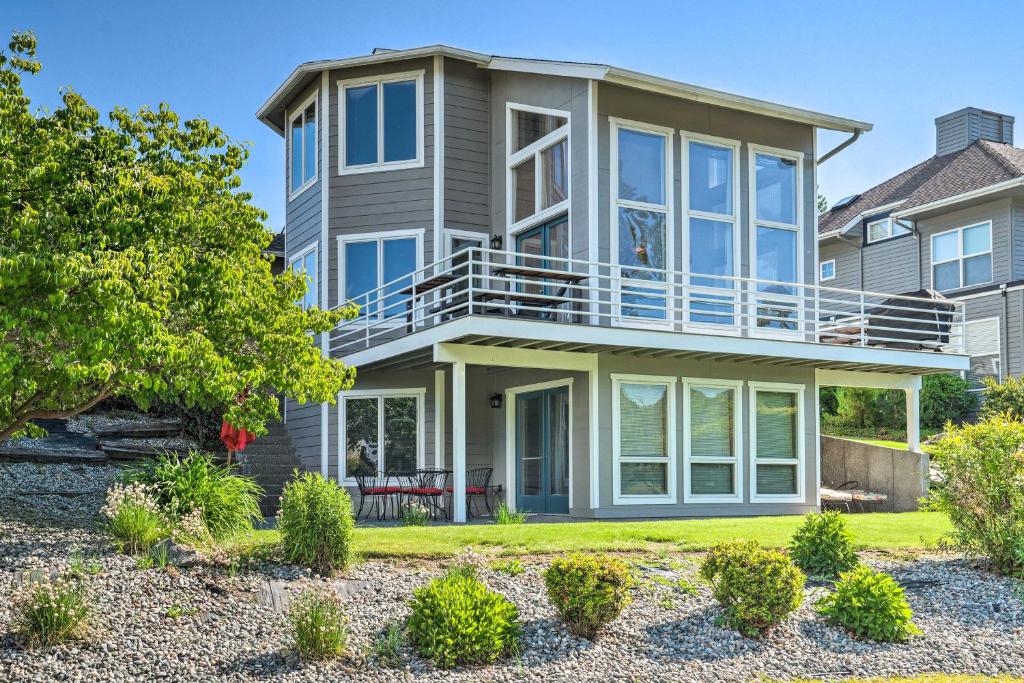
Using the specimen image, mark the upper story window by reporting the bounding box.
[339,71,424,174]
[819,259,835,281]
[866,216,912,243]
[288,92,318,196]
[340,230,422,321]
[507,105,569,231]
[289,244,318,310]
[931,221,992,291]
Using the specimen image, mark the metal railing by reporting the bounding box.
[329,247,966,357]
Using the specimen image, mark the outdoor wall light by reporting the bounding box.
[490,393,503,409]
[490,233,503,250]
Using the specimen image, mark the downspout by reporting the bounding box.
[816,129,864,166]
[1001,284,1008,381]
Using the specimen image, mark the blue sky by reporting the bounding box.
[9,1,1024,230]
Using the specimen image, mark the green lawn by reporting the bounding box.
[234,511,952,560]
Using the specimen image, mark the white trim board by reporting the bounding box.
[336,387,427,486]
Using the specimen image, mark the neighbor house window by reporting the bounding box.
[340,231,422,320]
[289,244,318,310]
[288,92,318,195]
[612,119,673,324]
[931,221,992,291]
[685,135,739,326]
[683,378,742,502]
[750,147,802,331]
[750,382,805,501]
[612,374,677,504]
[339,71,423,173]
[342,390,423,480]
[866,216,912,243]
[964,317,1001,390]
[819,259,835,282]
[507,105,569,229]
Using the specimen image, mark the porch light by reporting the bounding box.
[490,393,503,409]
[490,233,503,250]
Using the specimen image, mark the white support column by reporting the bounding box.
[434,369,446,468]
[905,387,921,453]
[452,360,467,523]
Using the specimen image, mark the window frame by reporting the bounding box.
[749,381,806,503]
[287,90,319,199]
[505,102,571,239]
[444,228,487,257]
[337,70,425,175]
[819,259,836,282]
[609,117,676,330]
[288,242,318,311]
[337,229,425,324]
[963,316,1001,391]
[681,377,743,504]
[338,387,426,485]
[680,131,742,332]
[930,221,993,292]
[865,216,912,244]
[611,373,678,505]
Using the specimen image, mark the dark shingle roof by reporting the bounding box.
[265,232,285,255]
[819,140,1024,235]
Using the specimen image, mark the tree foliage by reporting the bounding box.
[0,32,356,440]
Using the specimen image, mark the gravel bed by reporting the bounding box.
[2,463,1023,682]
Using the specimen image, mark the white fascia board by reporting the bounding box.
[817,199,909,241]
[893,178,1024,219]
[815,369,921,390]
[485,57,609,80]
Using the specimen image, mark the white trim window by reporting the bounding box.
[964,317,1001,390]
[444,229,486,257]
[819,259,836,282]
[339,389,425,482]
[750,381,805,503]
[931,221,993,291]
[338,230,423,321]
[338,70,424,174]
[506,104,570,234]
[866,216,912,243]
[682,378,742,503]
[288,91,318,197]
[682,132,741,328]
[288,243,318,310]
[612,374,677,505]
[610,118,674,326]
[749,145,804,333]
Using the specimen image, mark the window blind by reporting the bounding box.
[690,387,733,458]
[756,391,796,459]
[619,384,667,458]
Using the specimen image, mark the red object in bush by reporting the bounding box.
[220,420,255,454]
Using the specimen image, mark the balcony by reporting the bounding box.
[330,248,967,372]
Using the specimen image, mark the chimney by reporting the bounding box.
[935,107,1014,155]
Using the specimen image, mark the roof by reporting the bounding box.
[264,232,285,256]
[819,140,1024,235]
[257,44,872,136]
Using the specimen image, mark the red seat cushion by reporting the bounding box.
[364,487,401,495]
[444,486,487,494]
[409,487,443,495]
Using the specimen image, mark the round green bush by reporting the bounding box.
[789,510,859,579]
[699,540,805,637]
[543,553,632,639]
[817,565,921,642]
[407,573,521,669]
[278,471,354,574]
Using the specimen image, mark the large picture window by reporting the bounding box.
[611,119,673,324]
[339,71,423,173]
[931,221,992,291]
[288,92,318,195]
[340,231,422,321]
[682,378,742,502]
[612,374,676,505]
[288,244,318,311]
[507,105,569,231]
[341,390,423,480]
[750,382,805,502]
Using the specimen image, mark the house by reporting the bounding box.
[256,45,968,523]
[819,107,1023,393]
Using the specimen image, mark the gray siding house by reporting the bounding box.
[257,46,967,522]
[819,107,1024,394]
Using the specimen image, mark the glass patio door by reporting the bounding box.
[515,386,570,514]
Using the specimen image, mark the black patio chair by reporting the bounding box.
[406,469,449,520]
[446,467,493,519]
[353,472,400,521]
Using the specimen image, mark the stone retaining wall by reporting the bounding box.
[820,436,929,512]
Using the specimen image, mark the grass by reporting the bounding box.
[827,435,937,454]
[226,511,952,560]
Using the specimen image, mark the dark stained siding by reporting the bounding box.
[443,59,490,243]
[918,199,1011,291]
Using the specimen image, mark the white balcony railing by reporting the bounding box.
[329,247,965,357]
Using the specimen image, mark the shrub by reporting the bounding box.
[407,573,521,668]
[490,559,525,577]
[543,554,632,639]
[13,578,90,646]
[928,416,1024,576]
[101,483,167,554]
[699,540,805,637]
[920,373,976,428]
[980,376,1024,421]
[400,501,431,527]
[372,621,404,668]
[290,586,348,660]
[493,502,527,525]
[278,471,354,574]
[123,452,262,540]
[789,511,859,579]
[835,387,904,431]
[817,565,921,642]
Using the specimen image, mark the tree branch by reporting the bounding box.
[0,383,115,443]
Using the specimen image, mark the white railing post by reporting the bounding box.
[364,302,370,348]
[859,292,867,346]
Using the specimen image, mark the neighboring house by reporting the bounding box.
[256,45,967,523]
[819,107,1023,393]
[265,231,286,275]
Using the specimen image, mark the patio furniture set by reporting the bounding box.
[354,466,496,521]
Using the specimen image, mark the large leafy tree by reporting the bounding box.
[0,32,356,441]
